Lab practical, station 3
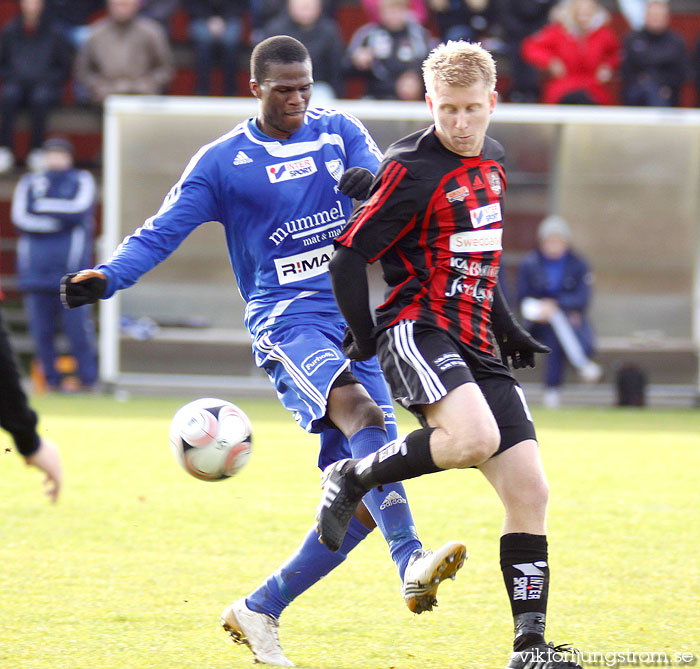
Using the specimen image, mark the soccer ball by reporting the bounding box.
[169,398,252,481]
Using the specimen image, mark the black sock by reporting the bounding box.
[500,532,549,652]
[354,427,442,488]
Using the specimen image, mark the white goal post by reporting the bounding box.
[101,96,700,396]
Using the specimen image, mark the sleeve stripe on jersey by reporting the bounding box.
[341,160,407,245]
[338,111,383,162]
[306,108,383,162]
[368,212,417,264]
[120,123,245,249]
[149,123,245,222]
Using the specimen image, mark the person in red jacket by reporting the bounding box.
[522,0,620,105]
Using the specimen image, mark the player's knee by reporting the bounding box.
[328,382,385,435]
[447,422,500,468]
[356,396,385,429]
[466,430,500,466]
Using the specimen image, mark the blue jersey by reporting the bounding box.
[98,108,382,337]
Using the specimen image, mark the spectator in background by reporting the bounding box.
[345,0,435,100]
[139,0,180,32]
[362,0,427,25]
[261,0,346,99]
[0,302,63,501]
[182,0,248,97]
[251,0,341,41]
[427,0,498,45]
[517,215,600,409]
[522,0,620,104]
[12,137,98,392]
[0,0,73,174]
[621,0,689,107]
[46,0,103,48]
[498,0,559,102]
[74,0,174,106]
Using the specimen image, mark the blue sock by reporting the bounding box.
[349,426,422,581]
[246,516,371,619]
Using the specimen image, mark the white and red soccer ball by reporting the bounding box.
[169,398,252,481]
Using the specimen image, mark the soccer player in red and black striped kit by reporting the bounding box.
[317,41,583,669]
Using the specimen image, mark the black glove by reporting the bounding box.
[60,272,106,308]
[338,167,373,200]
[495,327,550,369]
[342,326,377,362]
[491,282,549,369]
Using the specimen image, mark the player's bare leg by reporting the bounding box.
[480,441,582,669]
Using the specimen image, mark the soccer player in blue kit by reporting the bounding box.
[61,36,465,667]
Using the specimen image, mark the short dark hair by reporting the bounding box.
[250,35,310,83]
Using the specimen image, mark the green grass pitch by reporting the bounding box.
[1,394,699,668]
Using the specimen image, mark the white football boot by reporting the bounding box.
[402,541,467,613]
[221,598,294,666]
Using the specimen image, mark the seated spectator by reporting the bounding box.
[427,0,498,44]
[139,0,180,32]
[12,136,98,392]
[182,0,248,97]
[261,0,345,99]
[345,0,435,100]
[363,0,427,25]
[517,215,601,409]
[522,0,621,105]
[46,0,104,48]
[621,0,689,107]
[0,0,73,174]
[498,0,559,102]
[74,0,174,106]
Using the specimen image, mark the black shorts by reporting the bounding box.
[376,321,537,455]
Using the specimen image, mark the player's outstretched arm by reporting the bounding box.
[491,282,550,369]
[328,246,376,361]
[24,439,63,503]
[61,269,107,308]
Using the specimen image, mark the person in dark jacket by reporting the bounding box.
[517,215,600,408]
[345,0,435,100]
[183,0,248,96]
[45,0,104,47]
[621,0,689,107]
[0,0,73,174]
[12,137,98,391]
[498,0,558,102]
[427,0,498,45]
[261,0,345,99]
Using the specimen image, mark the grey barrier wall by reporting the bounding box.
[101,97,700,391]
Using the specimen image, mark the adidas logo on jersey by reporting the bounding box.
[233,151,253,165]
[379,490,407,510]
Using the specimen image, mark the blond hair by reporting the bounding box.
[422,41,497,96]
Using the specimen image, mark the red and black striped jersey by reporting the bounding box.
[336,127,506,355]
